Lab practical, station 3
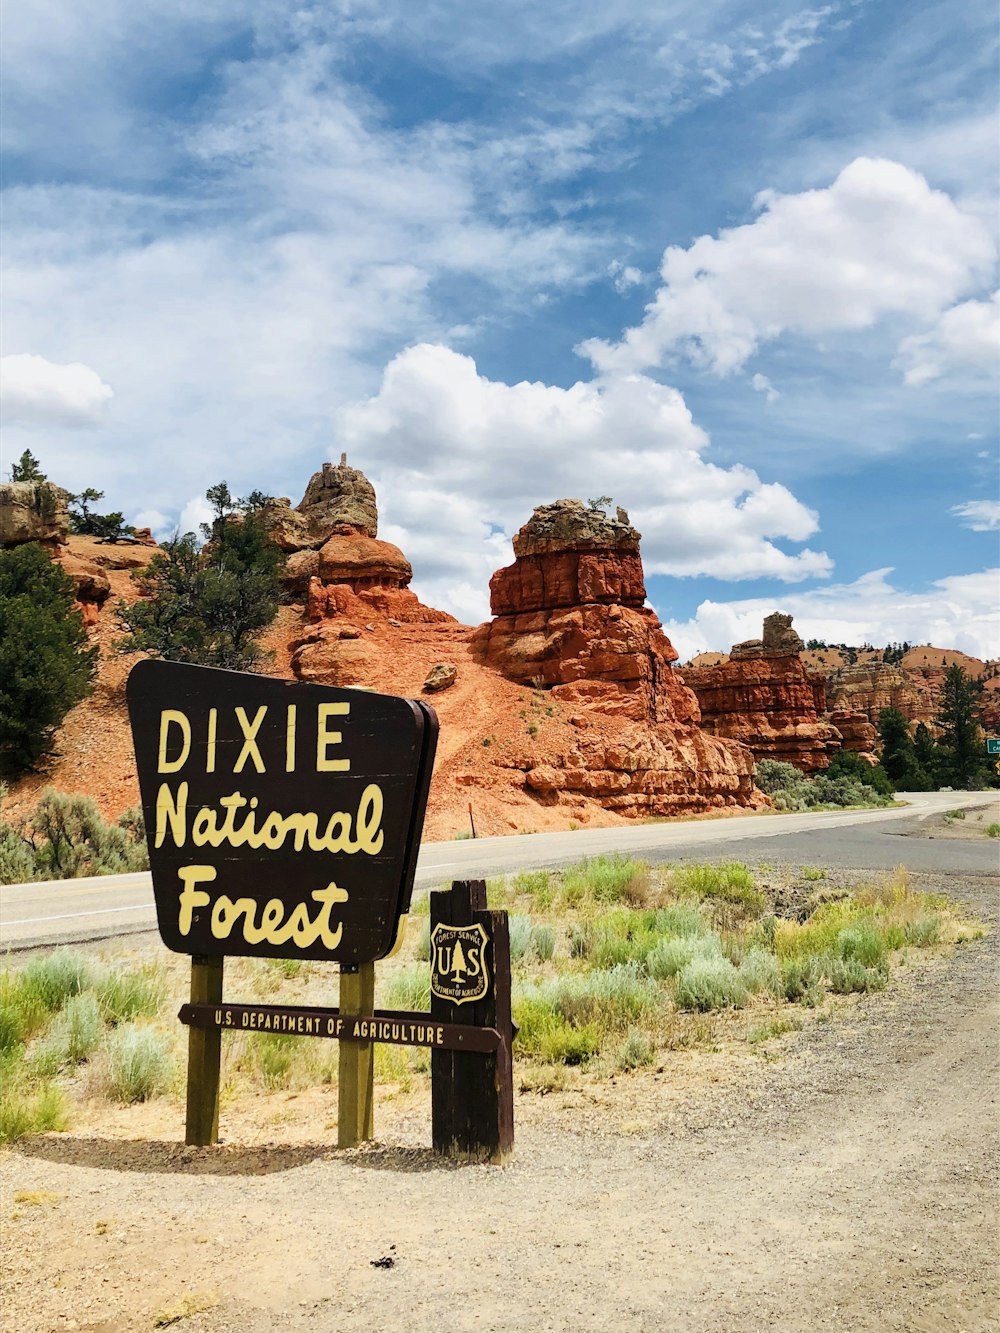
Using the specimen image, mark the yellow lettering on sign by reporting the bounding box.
[155,781,187,848]
[206,882,349,950]
[153,784,384,855]
[316,702,351,772]
[157,711,191,774]
[177,864,216,934]
[233,706,267,774]
[285,705,297,773]
[206,708,218,774]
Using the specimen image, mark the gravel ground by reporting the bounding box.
[1,843,997,1333]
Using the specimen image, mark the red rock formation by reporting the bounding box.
[54,548,111,629]
[682,614,846,772]
[288,463,452,684]
[472,500,758,814]
[827,709,878,759]
[825,662,937,731]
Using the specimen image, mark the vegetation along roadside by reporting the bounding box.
[0,855,984,1143]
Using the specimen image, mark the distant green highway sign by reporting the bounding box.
[987,738,1000,755]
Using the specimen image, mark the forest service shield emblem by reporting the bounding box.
[430,922,490,1006]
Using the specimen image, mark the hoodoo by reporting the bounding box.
[282,458,453,686]
[472,500,758,814]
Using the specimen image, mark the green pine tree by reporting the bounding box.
[116,482,282,670]
[935,665,989,789]
[0,545,97,775]
[10,449,46,482]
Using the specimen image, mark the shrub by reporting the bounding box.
[560,854,649,906]
[104,1024,175,1103]
[986,823,1000,839]
[20,949,96,1013]
[0,1080,68,1144]
[646,934,721,980]
[508,915,534,961]
[827,957,887,994]
[512,869,554,908]
[616,1028,655,1071]
[381,964,430,1012]
[836,923,886,969]
[3,790,148,882]
[669,862,763,914]
[675,956,748,1012]
[737,948,782,995]
[553,964,660,1031]
[98,966,165,1024]
[0,544,97,775]
[529,923,556,962]
[512,991,600,1065]
[780,956,824,1005]
[903,915,940,947]
[651,902,708,937]
[29,992,102,1074]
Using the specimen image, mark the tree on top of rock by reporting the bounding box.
[9,450,46,482]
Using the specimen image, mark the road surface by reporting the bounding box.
[2,790,996,951]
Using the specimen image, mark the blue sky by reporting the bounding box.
[2,0,998,657]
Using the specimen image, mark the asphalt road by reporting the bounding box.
[2,790,997,951]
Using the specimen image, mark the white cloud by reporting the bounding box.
[178,496,214,539]
[609,261,644,293]
[952,500,1000,533]
[661,568,1000,662]
[130,508,174,541]
[581,158,996,378]
[337,343,831,621]
[0,352,113,427]
[895,291,1000,386]
[751,372,780,403]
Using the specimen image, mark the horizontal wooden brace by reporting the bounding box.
[178,1002,502,1052]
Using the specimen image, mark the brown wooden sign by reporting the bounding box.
[178,1001,503,1052]
[126,660,437,966]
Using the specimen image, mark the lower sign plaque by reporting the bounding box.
[430,922,489,1005]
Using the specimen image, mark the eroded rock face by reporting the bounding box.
[0,482,70,547]
[827,709,879,758]
[472,498,757,813]
[682,615,847,773]
[288,463,453,683]
[825,661,937,731]
[54,548,111,628]
[263,456,379,554]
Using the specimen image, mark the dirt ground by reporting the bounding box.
[2,834,998,1333]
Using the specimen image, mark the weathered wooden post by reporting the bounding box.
[338,961,376,1148]
[430,880,514,1163]
[185,955,223,1146]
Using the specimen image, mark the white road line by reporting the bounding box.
[5,904,153,926]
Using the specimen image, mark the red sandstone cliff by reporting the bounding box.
[681,614,862,772]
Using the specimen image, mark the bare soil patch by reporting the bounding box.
[2,861,997,1333]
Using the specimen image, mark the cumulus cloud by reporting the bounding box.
[660,568,1000,662]
[895,291,1000,386]
[178,495,214,539]
[0,353,113,427]
[580,158,996,378]
[952,500,1000,532]
[336,343,831,620]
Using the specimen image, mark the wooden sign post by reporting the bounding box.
[430,881,514,1164]
[128,662,514,1159]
